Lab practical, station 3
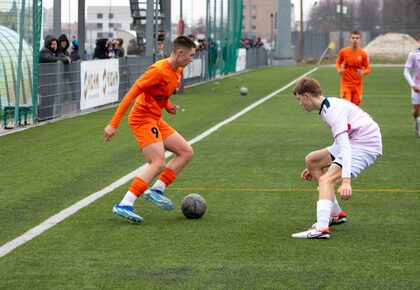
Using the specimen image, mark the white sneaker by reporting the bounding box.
[292,227,330,239]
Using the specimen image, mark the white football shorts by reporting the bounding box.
[327,145,379,178]
[412,91,420,105]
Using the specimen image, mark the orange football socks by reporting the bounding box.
[129,177,148,197]
[159,167,177,186]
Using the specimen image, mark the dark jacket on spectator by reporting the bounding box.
[127,39,140,55]
[39,35,70,63]
[58,34,70,56]
[93,38,111,59]
[70,45,81,62]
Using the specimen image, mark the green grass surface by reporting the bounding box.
[1,65,419,289]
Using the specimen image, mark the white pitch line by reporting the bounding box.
[0,67,318,258]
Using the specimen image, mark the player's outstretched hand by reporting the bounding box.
[104,124,117,143]
[166,105,180,115]
[300,168,312,181]
[338,179,352,200]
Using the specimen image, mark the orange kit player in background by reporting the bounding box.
[336,31,371,106]
[104,36,196,223]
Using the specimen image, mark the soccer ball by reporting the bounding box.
[239,87,248,96]
[181,193,207,219]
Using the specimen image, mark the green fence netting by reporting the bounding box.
[0,0,41,129]
[206,0,243,78]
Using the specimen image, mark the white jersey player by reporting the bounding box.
[291,77,382,239]
[404,46,420,136]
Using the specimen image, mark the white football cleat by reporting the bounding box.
[292,227,330,239]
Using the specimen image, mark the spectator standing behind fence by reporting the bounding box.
[72,38,87,60]
[70,44,81,62]
[254,37,264,48]
[39,35,71,64]
[336,31,371,106]
[93,38,114,59]
[58,34,71,57]
[112,38,125,57]
[127,39,140,55]
[156,41,168,60]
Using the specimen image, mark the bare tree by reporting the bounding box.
[308,0,358,32]
[357,0,382,37]
[382,0,420,37]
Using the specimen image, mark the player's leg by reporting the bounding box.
[411,92,420,135]
[113,120,170,222]
[352,86,362,106]
[141,142,176,210]
[328,146,379,223]
[148,131,193,194]
[114,141,169,220]
[292,164,342,239]
[303,148,333,184]
[145,120,193,210]
[303,147,345,226]
[163,132,194,173]
[340,86,352,103]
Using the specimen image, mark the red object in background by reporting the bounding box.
[178,19,184,36]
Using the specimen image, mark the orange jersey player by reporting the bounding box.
[336,31,371,106]
[104,36,196,223]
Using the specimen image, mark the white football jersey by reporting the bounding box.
[319,97,382,155]
[405,48,420,87]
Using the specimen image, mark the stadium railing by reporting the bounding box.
[36,48,269,123]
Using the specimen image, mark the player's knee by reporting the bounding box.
[305,152,317,167]
[183,144,194,161]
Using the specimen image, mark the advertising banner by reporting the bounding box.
[80,59,119,110]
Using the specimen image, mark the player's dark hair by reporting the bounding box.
[293,77,322,97]
[350,31,361,36]
[172,36,196,52]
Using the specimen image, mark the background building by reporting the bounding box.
[242,0,277,42]
[242,0,295,45]
[86,6,132,52]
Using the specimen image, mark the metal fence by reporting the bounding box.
[37,56,153,121]
[245,47,269,70]
[36,48,268,122]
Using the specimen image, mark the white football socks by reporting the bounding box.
[151,180,166,192]
[119,191,138,206]
[317,186,342,216]
[316,199,333,230]
[331,196,343,216]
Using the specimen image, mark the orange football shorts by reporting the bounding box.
[129,117,175,149]
[340,85,363,106]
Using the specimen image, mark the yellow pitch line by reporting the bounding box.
[171,187,420,193]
